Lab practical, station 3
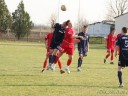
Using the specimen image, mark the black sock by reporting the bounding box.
[118,71,122,84]
[49,55,52,66]
[78,58,82,67]
[51,55,56,64]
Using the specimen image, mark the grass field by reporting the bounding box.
[0,41,128,96]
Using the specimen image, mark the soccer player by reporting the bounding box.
[115,27,128,87]
[116,32,123,55]
[77,25,89,72]
[53,20,83,74]
[48,20,68,73]
[41,32,65,74]
[104,28,116,64]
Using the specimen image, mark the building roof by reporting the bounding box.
[89,20,115,25]
[115,12,128,18]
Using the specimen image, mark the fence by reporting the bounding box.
[0,32,106,44]
[0,31,47,42]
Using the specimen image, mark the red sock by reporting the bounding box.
[54,56,59,64]
[58,59,62,69]
[106,54,110,59]
[67,59,72,66]
[43,60,47,69]
[111,53,114,61]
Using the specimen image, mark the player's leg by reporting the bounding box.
[78,49,87,71]
[77,54,83,72]
[41,55,49,72]
[104,50,110,63]
[65,48,74,74]
[65,55,73,74]
[49,40,54,67]
[58,59,65,74]
[48,49,53,69]
[118,56,125,87]
[49,49,58,66]
[110,49,114,64]
[50,49,59,71]
[118,66,123,87]
[53,52,65,73]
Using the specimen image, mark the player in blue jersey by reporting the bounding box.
[115,27,128,87]
[77,25,89,72]
[49,20,68,73]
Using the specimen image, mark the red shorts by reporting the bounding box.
[61,44,74,55]
[107,48,114,53]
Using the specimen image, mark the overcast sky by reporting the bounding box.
[5,0,108,25]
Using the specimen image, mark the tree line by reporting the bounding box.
[0,0,128,40]
[0,0,33,40]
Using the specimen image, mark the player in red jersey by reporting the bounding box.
[104,28,117,64]
[53,20,83,74]
[41,32,65,74]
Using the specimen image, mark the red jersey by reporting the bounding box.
[45,32,53,47]
[106,34,117,49]
[62,28,75,48]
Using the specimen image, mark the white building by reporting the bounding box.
[115,12,128,34]
[88,21,114,37]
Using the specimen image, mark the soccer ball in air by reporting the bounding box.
[61,5,67,11]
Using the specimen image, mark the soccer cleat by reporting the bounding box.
[51,64,55,71]
[65,67,70,74]
[41,69,45,73]
[110,62,114,64]
[60,70,65,74]
[77,67,81,72]
[46,66,50,70]
[119,84,124,88]
[104,59,106,64]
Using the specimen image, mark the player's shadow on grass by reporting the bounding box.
[0,84,119,89]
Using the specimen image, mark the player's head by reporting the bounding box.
[83,25,88,33]
[66,20,72,28]
[110,27,115,35]
[62,20,70,29]
[122,27,128,34]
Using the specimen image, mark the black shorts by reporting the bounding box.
[50,40,61,50]
[118,55,128,67]
[78,48,87,57]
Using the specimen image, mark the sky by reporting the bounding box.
[5,0,108,26]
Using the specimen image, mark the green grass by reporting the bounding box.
[0,41,128,96]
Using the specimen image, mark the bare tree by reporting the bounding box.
[106,0,128,20]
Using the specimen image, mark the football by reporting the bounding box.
[61,5,66,11]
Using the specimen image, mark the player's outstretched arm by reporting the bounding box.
[72,35,83,40]
[115,46,118,58]
[51,20,55,28]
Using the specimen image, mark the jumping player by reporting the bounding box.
[115,27,128,87]
[104,28,116,64]
[41,32,65,74]
[77,25,89,72]
[49,20,68,73]
[53,20,83,74]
